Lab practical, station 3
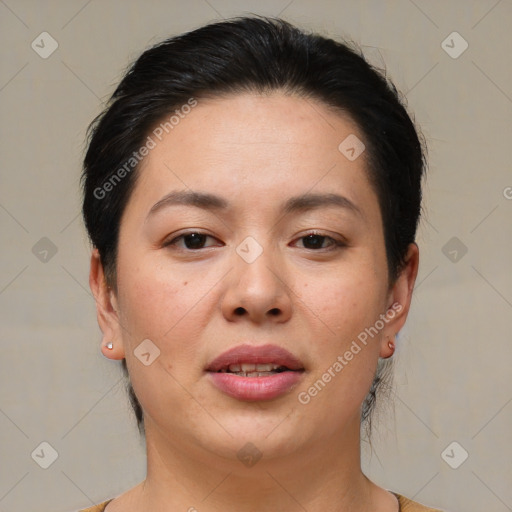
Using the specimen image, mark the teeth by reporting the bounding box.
[232,371,278,377]
[221,363,288,374]
[255,363,273,372]
[232,363,282,372]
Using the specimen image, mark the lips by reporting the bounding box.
[206,344,305,401]
[206,344,304,373]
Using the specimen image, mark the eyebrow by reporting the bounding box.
[146,190,363,221]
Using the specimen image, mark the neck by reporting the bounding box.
[133,415,379,512]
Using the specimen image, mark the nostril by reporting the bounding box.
[234,307,246,316]
[268,308,280,316]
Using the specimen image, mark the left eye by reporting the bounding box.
[294,233,342,250]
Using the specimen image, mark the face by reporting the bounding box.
[92,92,417,466]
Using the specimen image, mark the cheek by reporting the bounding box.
[117,263,212,406]
[301,270,385,345]
[116,257,209,349]
[297,275,384,424]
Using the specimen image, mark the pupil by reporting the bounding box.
[304,234,324,249]
[184,233,205,249]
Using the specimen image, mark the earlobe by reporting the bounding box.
[89,248,126,360]
[380,335,396,359]
[100,340,125,360]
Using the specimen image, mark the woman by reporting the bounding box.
[80,16,442,512]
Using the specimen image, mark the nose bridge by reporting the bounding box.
[221,234,292,322]
[236,234,282,295]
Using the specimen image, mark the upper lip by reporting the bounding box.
[206,344,304,372]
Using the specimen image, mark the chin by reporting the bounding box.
[205,407,311,454]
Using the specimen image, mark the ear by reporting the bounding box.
[89,248,126,360]
[379,243,419,358]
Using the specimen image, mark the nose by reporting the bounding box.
[220,246,293,324]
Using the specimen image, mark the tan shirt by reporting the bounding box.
[79,492,443,511]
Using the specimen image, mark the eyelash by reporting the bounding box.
[163,231,347,252]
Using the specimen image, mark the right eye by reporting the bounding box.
[163,231,222,251]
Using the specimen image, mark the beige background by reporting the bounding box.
[1,1,511,511]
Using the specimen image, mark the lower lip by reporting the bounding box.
[208,371,304,401]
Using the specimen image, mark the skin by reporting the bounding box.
[89,92,419,512]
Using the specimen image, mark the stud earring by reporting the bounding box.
[387,338,395,355]
[106,342,113,350]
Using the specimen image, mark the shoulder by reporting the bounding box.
[78,499,114,512]
[395,493,445,511]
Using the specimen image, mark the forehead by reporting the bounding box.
[128,92,378,221]
[155,92,363,159]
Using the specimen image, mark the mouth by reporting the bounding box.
[215,362,298,377]
[206,344,305,401]
[206,343,304,373]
